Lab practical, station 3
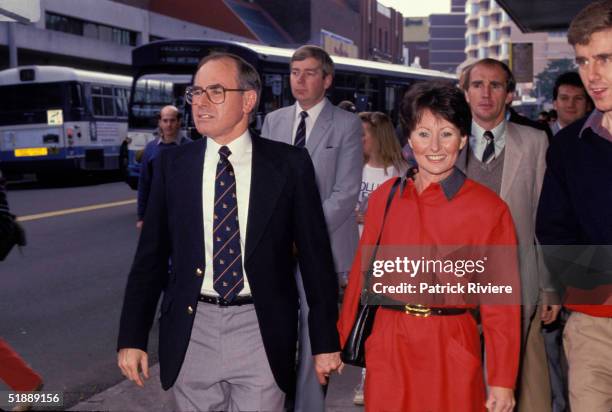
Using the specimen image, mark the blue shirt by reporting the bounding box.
[137,135,191,220]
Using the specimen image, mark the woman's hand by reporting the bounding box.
[485,386,515,412]
[356,212,365,224]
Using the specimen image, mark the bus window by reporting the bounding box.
[129,73,191,129]
[0,82,67,126]
[70,82,83,108]
[91,84,117,117]
[262,74,283,113]
[114,87,129,118]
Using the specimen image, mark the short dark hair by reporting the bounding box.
[552,71,587,100]
[291,45,334,77]
[400,81,471,138]
[197,52,262,115]
[461,58,516,93]
[568,0,612,46]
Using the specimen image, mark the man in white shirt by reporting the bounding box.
[117,52,343,411]
[459,58,561,412]
[551,71,592,135]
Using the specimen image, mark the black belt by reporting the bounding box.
[198,294,254,307]
[383,304,468,317]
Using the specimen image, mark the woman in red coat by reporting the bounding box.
[338,82,521,412]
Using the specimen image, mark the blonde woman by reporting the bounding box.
[356,112,408,234]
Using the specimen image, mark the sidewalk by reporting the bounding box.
[70,363,364,411]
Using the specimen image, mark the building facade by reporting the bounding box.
[0,0,269,73]
[359,0,403,63]
[428,1,467,73]
[464,0,574,84]
[403,17,429,68]
[258,0,403,63]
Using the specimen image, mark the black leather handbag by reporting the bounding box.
[341,176,403,367]
[0,213,26,261]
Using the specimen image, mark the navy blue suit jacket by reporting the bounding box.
[117,133,340,395]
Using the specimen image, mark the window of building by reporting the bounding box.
[379,28,382,49]
[431,27,467,38]
[46,12,83,36]
[45,12,137,46]
[385,31,388,52]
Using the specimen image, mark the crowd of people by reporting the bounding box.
[118,1,611,412]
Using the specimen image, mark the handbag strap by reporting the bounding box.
[374,177,402,248]
[362,177,403,300]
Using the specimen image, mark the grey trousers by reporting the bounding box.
[172,303,285,412]
[293,269,326,412]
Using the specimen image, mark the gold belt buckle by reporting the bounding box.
[404,304,431,317]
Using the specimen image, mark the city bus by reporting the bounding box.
[125,39,456,189]
[0,66,132,179]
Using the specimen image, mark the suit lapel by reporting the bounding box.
[306,99,333,155]
[170,138,206,252]
[279,106,295,145]
[500,122,524,200]
[245,134,287,263]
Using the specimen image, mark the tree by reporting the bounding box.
[535,59,576,103]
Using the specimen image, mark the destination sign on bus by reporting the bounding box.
[159,46,204,65]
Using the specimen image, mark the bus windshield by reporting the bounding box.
[129,73,192,129]
[0,82,81,126]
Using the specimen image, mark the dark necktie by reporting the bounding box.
[212,146,243,302]
[482,130,495,163]
[294,111,308,148]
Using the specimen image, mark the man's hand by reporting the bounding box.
[136,220,143,230]
[541,304,561,325]
[118,348,149,387]
[313,352,344,385]
[540,291,561,325]
[485,386,515,412]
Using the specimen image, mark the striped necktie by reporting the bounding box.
[482,130,495,163]
[212,146,243,302]
[294,111,308,148]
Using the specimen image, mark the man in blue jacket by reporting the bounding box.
[136,105,190,229]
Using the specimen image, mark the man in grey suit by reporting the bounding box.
[459,58,561,412]
[261,45,362,412]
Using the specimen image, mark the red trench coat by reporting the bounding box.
[338,177,521,412]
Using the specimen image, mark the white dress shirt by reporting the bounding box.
[291,98,326,145]
[201,130,252,296]
[469,119,507,163]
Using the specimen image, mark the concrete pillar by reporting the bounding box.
[7,22,17,67]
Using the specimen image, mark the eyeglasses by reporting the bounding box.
[185,85,248,105]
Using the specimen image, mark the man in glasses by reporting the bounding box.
[261,45,362,412]
[117,53,342,411]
